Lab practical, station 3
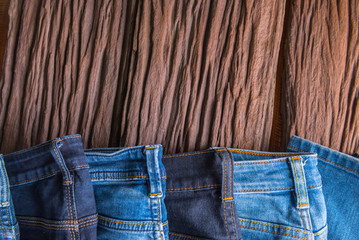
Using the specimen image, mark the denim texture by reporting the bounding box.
[288,136,359,240]
[85,145,168,240]
[4,135,97,240]
[229,148,328,240]
[0,155,19,239]
[163,148,242,240]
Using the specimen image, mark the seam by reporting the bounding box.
[18,222,77,231]
[151,193,162,196]
[157,197,163,240]
[146,147,157,150]
[90,175,167,180]
[234,184,322,193]
[163,151,214,158]
[288,145,359,176]
[222,197,233,201]
[166,184,220,191]
[0,231,19,237]
[219,150,231,240]
[299,209,307,235]
[292,158,302,209]
[230,201,237,240]
[313,226,328,236]
[5,136,81,157]
[98,216,162,225]
[298,158,309,207]
[229,149,313,157]
[227,150,238,240]
[168,232,200,240]
[240,225,307,240]
[319,232,328,240]
[239,219,312,235]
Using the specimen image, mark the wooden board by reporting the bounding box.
[0,0,285,154]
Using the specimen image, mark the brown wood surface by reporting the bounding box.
[280,0,359,154]
[0,0,358,155]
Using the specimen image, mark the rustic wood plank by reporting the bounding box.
[0,0,10,83]
[281,0,359,154]
[0,0,285,154]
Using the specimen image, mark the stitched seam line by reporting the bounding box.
[234,184,322,193]
[230,201,237,240]
[240,225,307,240]
[219,151,231,240]
[166,184,220,191]
[288,145,359,176]
[298,158,309,207]
[5,136,81,157]
[239,219,311,234]
[16,215,97,225]
[19,222,77,231]
[313,226,328,236]
[157,197,163,240]
[163,151,214,158]
[98,216,162,225]
[292,158,302,209]
[168,232,200,240]
[0,231,19,237]
[10,165,89,186]
[299,209,307,236]
[90,175,166,180]
[227,150,238,240]
[319,232,328,240]
[146,147,157,150]
[229,149,312,157]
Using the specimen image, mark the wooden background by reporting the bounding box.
[0,0,358,155]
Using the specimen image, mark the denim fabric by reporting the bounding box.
[163,148,242,240]
[229,148,328,240]
[288,136,359,240]
[0,155,19,239]
[4,135,97,240]
[85,145,168,240]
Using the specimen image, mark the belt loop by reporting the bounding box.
[50,140,72,183]
[214,148,234,202]
[144,145,163,198]
[288,156,310,209]
[0,155,11,206]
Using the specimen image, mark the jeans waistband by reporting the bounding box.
[163,148,235,201]
[229,148,322,209]
[287,135,359,176]
[85,145,166,197]
[4,134,88,186]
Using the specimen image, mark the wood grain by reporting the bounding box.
[0,0,285,154]
[281,0,359,154]
[0,0,9,81]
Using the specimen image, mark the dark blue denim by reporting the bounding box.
[163,148,242,240]
[4,135,97,240]
[85,145,168,240]
[0,155,19,239]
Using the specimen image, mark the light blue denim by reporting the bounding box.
[0,155,19,239]
[229,148,328,240]
[288,136,359,240]
[85,145,168,240]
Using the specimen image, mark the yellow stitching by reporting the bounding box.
[151,193,162,196]
[163,151,214,158]
[0,231,20,237]
[230,201,237,240]
[146,147,157,149]
[234,159,287,165]
[98,216,160,225]
[157,197,163,240]
[18,219,77,228]
[299,209,307,236]
[163,222,168,226]
[166,184,220,191]
[78,219,97,227]
[319,232,328,240]
[313,225,328,236]
[10,171,60,186]
[79,220,97,229]
[239,219,312,234]
[292,158,302,209]
[288,145,359,176]
[66,185,73,240]
[169,232,200,240]
[298,158,309,207]
[91,175,166,180]
[222,197,233,201]
[4,136,81,157]
[234,184,322,193]
[299,204,309,207]
[219,150,231,240]
[17,215,96,225]
[91,176,148,179]
[240,225,307,240]
[19,222,78,231]
[229,150,309,157]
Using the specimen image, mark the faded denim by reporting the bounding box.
[288,136,359,240]
[229,148,328,240]
[0,155,19,239]
[85,145,168,240]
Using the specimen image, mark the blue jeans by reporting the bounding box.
[85,145,168,240]
[229,148,328,240]
[163,148,242,240]
[4,135,97,240]
[0,155,19,239]
[288,136,359,240]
